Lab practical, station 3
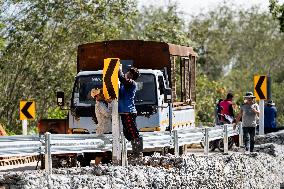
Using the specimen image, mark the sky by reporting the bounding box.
[138,0,284,19]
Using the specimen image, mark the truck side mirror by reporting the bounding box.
[158,76,165,95]
[57,91,65,106]
[164,88,172,103]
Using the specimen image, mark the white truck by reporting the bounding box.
[38,40,198,167]
[66,40,197,133]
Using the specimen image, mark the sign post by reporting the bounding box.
[103,58,120,165]
[20,101,36,135]
[259,100,265,135]
[254,75,267,135]
[22,119,28,135]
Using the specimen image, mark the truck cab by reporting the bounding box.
[69,69,195,133]
[69,69,167,132]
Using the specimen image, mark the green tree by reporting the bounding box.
[189,3,284,125]
[134,3,192,45]
[3,1,283,132]
[195,74,226,124]
[47,107,66,119]
[0,1,197,134]
[0,0,138,134]
[188,5,238,80]
[269,0,284,32]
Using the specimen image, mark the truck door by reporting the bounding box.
[157,74,171,131]
[135,73,160,131]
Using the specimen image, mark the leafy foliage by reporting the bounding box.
[189,4,284,125]
[47,107,67,119]
[269,0,284,32]
[135,3,192,45]
[0,0,138,134]
[188,5,238,80]
[1,1,284,134]
[272,82,284,125]
[195,74,227,124]
[0,0,192,134]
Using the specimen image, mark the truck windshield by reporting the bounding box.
[135,74,157,105]
[73,74,103,105]
[73,73,157,105]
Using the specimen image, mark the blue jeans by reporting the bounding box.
[243,127,256,152]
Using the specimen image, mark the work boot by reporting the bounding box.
[131,137,143,158]
[137,137,143,152]
[250,152,257,157]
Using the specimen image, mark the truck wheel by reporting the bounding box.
[217,137,234,152]
[77,154,87,167]
[200,141,218,152]
[164,146,184,156]
[200,142,204,148]
[69,157,77,167]
[40,155,45,169]
[165,147,175,155]
[179,146,184,155]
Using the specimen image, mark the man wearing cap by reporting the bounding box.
[234,92,259,154]
[264,100,277,134]
[91,88,112,135]
[90,88,112,165]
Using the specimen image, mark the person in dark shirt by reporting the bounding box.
[264,100,277,134]
[118,66,143,157]
[215,99,223,125]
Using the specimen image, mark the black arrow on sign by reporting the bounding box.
[104,59,117,99]
[21,102,33,119]
[255,76,266,99]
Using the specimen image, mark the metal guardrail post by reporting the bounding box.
[173,130,179,156]
[223,124,228,154]
[239,123,243,147]
[121,132,128,167]
[259,100,265,135]
[45,132,52,174]
[169,102,173,131]
[204,128,209,155]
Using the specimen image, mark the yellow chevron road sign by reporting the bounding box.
[254,75,267,100]
[20,101,36,120]
[103,58,119,100]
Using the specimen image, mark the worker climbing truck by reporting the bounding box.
[38,40,197,166]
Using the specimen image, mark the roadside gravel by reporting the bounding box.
[0,131,284,189]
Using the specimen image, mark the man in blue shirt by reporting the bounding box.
[264,100,277,134]
[118,67,143,157]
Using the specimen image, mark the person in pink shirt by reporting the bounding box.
[219,92,235,124]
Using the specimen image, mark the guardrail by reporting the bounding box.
[0,135,41,157]
[0,124,240,173]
